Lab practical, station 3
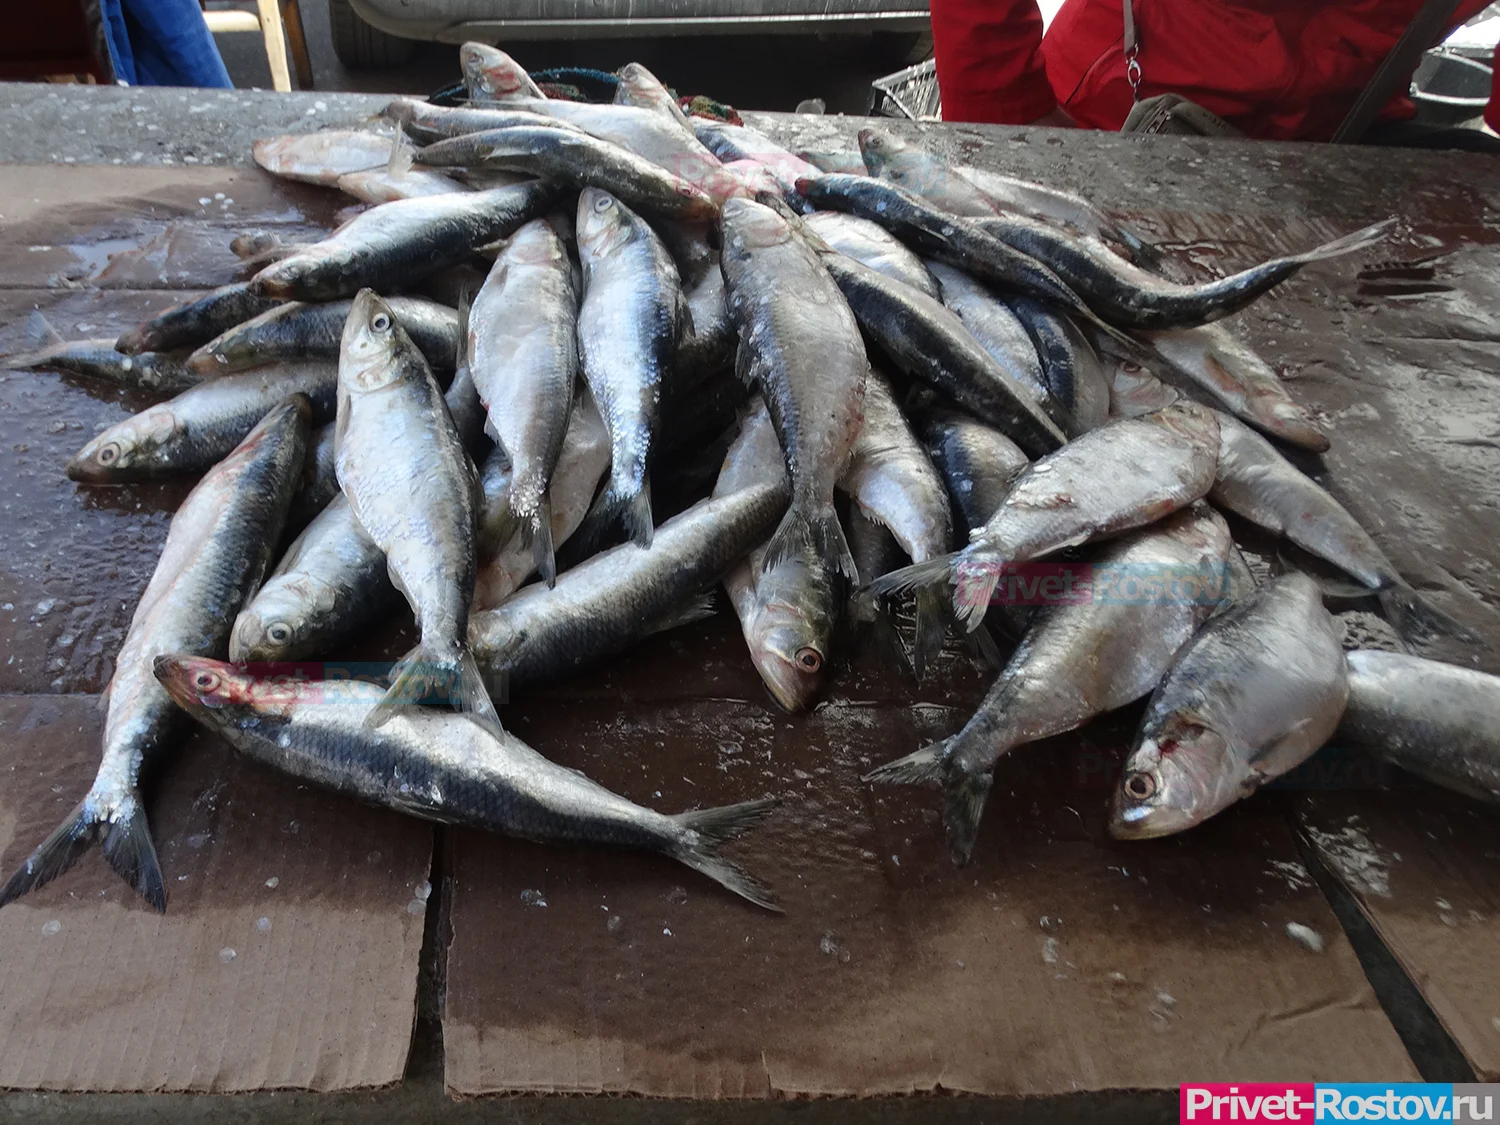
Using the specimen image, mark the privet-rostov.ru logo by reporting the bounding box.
[1180,1084,1497,1122]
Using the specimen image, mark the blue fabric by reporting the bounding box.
[101,0,234,87]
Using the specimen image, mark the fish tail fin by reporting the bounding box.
[849,590,916,677]
[1379,583,1480,648]
[527,497,557,588]
[25,309,64,349]
[387,129,415,178]
[670,797,782,911]
[1287,218,1397,266]
[621,482,654,548]
[763,503,856,581]
[862,737,952,787]
[1111,224,1164,270]
[944,766,994,867]
[866,553,956,600]
[366,643,505,738]
[912,583,948,680]
[0,794,166,912]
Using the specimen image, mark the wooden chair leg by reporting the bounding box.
[280,0,314,89]
[255,0,292,91]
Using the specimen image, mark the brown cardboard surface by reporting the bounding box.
[1300,787,1500,1082]
[0,165,432,1092]
[444,675,1416,1097]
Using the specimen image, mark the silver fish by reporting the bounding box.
[251,182,553,301]
[116,282,283,355]
[252,129,394,185]
[1111,571,1348,838]
[157,655,781,910]
[187,296,459,376]
[575,189,686,547]
[869,506,1237,863]
[0,397,309,910]
[9,337,198,395]
[68,360,337,482]
[713,401,834,711]
[720,198,869,581]
[471,483,787,684]
[873,402,1221,630]
[857,126,998,217]
[1141,324,1329,452]
[1209,411,1471,647]
[335,289,500,734]
[473,387,611,611]
[1338,650,1500,804]
[841,371,953,676]
[923,260,1052,414]
[469,219,578,581]
[805,212,939,298]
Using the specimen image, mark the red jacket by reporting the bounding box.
[932,0,1499,140]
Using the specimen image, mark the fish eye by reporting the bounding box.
[371,312,392,332]
[1123,771,1157,801]
[97,441,122,465]
[794,647,823,673]
[194,670,222,692]
[266,622,293,645]
[1123,362,1143,374]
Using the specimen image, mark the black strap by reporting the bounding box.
[1332,0,1465,143]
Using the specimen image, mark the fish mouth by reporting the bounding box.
[184,350,227,377]
[64,450,114,483]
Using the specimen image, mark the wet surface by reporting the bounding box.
[0,118,1496,1097]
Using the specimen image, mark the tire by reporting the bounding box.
[328,0,416,68]
[873,30,934,68]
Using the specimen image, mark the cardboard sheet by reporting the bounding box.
[0,167,433,1091]
[1301,787,1500,1082]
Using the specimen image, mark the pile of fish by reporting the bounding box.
[4,42,1497,913]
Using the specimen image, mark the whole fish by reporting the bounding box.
[336,167,469,204]
[872,402,1221,629]
[469,219,578,581]
[157,655,781,909]
[473,388,611,611]
[0,398,308,910]
[820,252,1064,457]
[1106,355,1181,418]
[797,174,1107,329]
[415,127,718,222]
[805,212,940,298]
[68,361,337,482]
[1005,294,1110,435]
[920,409,1029,538]
[1111,571,1348,838]
[922,260,1053,415]
[868,506,1237,864]
[234,368,487,662]
[381,97,577,144]
[335,289,499,734]
[858,126,1155,261]
[460,42,545,100]
[574,189,686,547]
[1209,411,1472,647]
[614,61,694,133]
[251,182,553,301]
[841,371,953,675]
[116,282,282,355]
[1337,650,1500,804]
[187,296,459,376]
[471,484,787,683]
[713,402,834,711]
[720,198,868,581]
[252,129,393,185]
[857,126,998,217]
[1141,324,1329,452]
[969,209,1394,330]
[9,336,198,395]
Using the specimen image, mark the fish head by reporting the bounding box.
[66,406,182,481]
[576,189,637,261]
[856,126,902,175]
[746,550,836,712]
[230,575,329,663]
[616,62,655,101]
[340,289,405,391]
[460,43,529,99]
[153,654,298,725]
[719,198,792,257]
[1109,711,1248,839]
